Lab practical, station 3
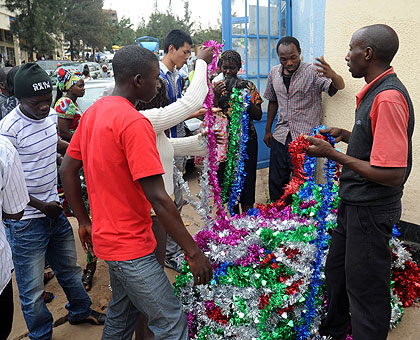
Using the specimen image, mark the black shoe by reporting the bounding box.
[42,291,55,303]
[69,310,106,326]
[43,271,55,285]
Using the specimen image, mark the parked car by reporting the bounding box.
[49,62,102,85]
[56,77,201,169]
[77,78,115,112]
[103,51,114,63]
[72,78,202,134]
[51,77,114,110]
[36,60,68,75]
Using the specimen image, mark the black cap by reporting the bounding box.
[14,63,52,99]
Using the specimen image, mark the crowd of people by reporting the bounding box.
[0,23,414,340]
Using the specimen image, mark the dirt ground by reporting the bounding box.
[8,168,420,340]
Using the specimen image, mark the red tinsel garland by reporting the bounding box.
[257,134,333,215]
[260,253,276,267]
[392,260,420,307]
[285,279,303,296]
[259,293,272,310]
[205,301,230,325]
[283,247,302,260]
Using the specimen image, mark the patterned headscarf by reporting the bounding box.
[57,67,82,91]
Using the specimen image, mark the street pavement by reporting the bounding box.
[8,168,420,339]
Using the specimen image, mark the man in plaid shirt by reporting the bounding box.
[264,36,345,201]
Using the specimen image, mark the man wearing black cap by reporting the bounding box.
[0,63,105,340]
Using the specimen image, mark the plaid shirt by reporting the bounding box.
[264,61,336,144]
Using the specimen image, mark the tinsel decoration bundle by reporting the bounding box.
[172,41,420,339]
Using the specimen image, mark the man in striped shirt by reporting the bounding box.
[264,36,345,202]
[0,63,105,340]
[0,135,29,340]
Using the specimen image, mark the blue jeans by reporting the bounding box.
[102,253,188,340]
[5,213,92,340]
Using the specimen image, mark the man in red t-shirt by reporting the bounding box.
[305,25,414,340]
[60,45,213,340]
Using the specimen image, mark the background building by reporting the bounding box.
[103,8,118,25]
[0,5,19,65]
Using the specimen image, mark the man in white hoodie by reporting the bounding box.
[137,30,202,271]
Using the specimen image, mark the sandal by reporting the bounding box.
[82,268,94,292]
[42,291,55,303]
[43,271,55,285]
[69,310,106,326]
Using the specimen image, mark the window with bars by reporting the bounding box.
[222,0,292,168]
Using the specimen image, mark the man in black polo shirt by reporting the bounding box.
[306,24,414,340]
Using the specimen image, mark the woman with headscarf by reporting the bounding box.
[213,49,263,215]
[54,68,96,291]
[54,68,85,142]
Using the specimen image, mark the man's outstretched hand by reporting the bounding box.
[197,47,215,65]
[313,56,345,90]
[187,251,213,286]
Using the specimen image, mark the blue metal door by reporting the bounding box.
[221,0,292,168]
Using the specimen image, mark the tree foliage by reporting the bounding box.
[5,0,64,57]
[192,27,222,46]
[112,17,136,46]
[62,0,112,59]
[5,0,221,59]
[136,11,190,49]
[5,0,112,59]
[136,0,221,50]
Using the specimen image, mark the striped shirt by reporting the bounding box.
[0,106,59,219]
[264,61,335,144]
[0,136,29,293]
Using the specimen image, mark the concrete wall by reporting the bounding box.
[0,11,9,30]
[0,9,20,65]
[323,0,420,223]
[292,0,326,62]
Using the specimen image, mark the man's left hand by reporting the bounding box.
[305,135,334,158]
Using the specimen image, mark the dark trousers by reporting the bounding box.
[217,138,258,207]
[321,201,401,340]
[268,135,292,201]
[0,279,13,340]
[241,138,258,206]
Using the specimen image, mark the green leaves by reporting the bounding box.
[135,0,221,48]
[6,0,64,56]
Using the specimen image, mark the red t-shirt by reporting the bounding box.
[356,67,409,167]
[67,96,164,261]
